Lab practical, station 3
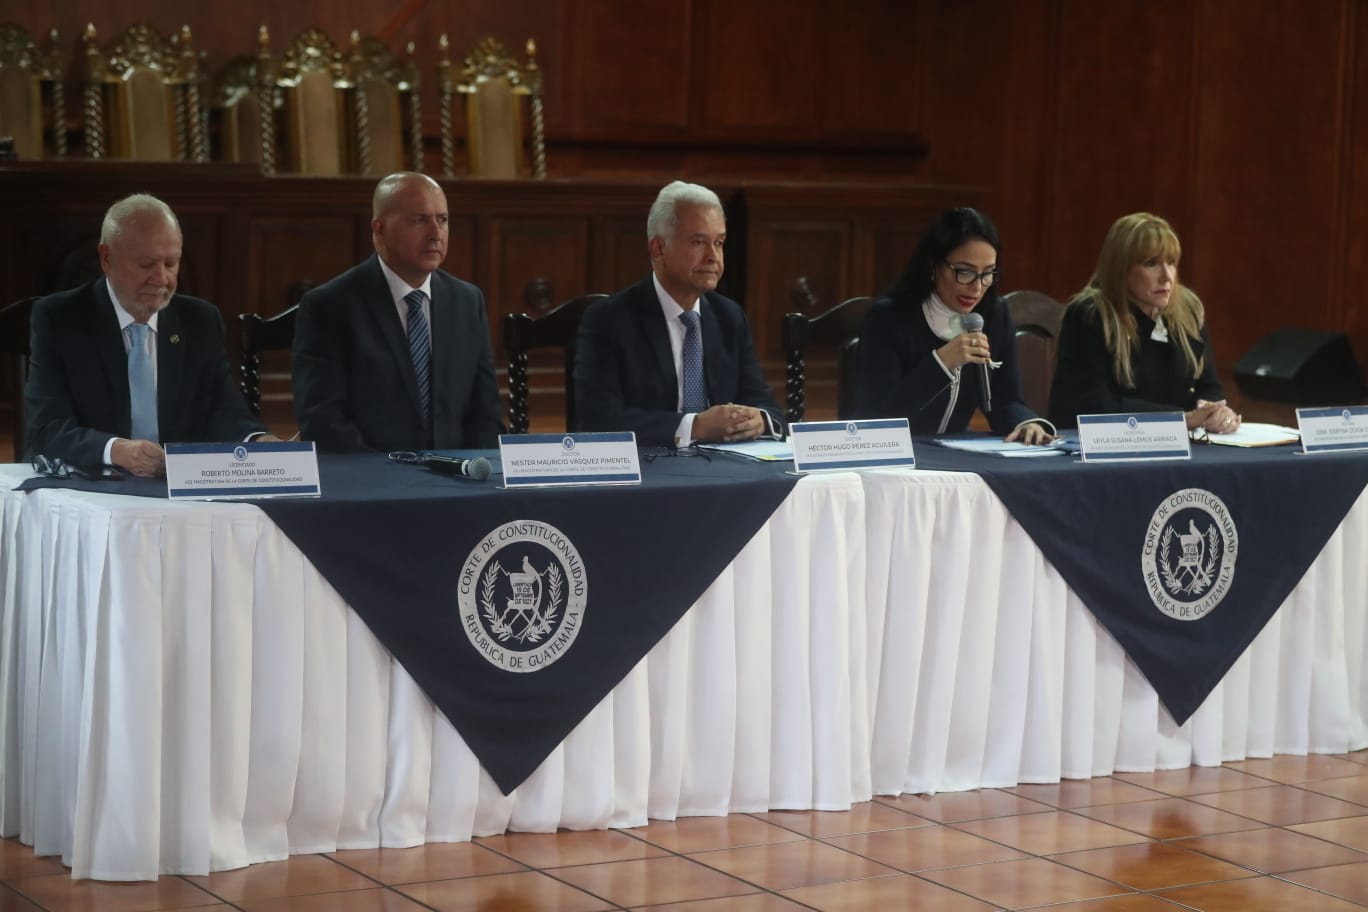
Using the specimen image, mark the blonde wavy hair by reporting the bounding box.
[1070,213,1206,389]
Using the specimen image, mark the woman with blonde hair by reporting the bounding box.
[1048,213,1239,432]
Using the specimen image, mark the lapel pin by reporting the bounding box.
[170,334,181,344]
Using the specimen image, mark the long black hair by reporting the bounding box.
[886,207,1003,315]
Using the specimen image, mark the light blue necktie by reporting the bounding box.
[126,322,158,442]
[405,289,431,420]
[679,309,707,413]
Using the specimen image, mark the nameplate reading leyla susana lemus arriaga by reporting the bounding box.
[165,441,321,500]
[1297,405,1368,454]
[789,418,915,473]
[499,432,642,488]
[1076,412,1191,462]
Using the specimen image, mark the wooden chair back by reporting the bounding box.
[1002,289,1065,417]
[781,278,875,422]
[503,290,606,434]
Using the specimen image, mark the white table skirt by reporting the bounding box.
[1,465,1364,879]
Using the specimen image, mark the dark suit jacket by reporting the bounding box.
[573,275,783,446]
[292,256,504,452]
[24,279,264,466]
[855,294,1041,435]
[1048,298,1225,428]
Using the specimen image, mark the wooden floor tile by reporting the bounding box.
[552,855,756,907]
[184,854,375,901]
[8,873,221,912]
[1051,840,1256,890]
[236,888,431,911]
[1113,766,1269,796]
[1222,755,1368,784]
[475,829,667,868]
[918,857,1130,908]
[1187,784,1368,826]
[630,894,810,911]
[782,872,999,911]
[822,824,1027,872]
[688,840,897,891]
[632,896,809,912]
[1157,874,1367,910]
[953,810,1150,854]
[0,840,67,881]
[750,801,930,837]
[1073,797,1264,839]
[876,789,1055,823]
[1172,827,1368,873]
[399,870,614,912]
[1288,814,1368,853]
[326,841,526,885]
[629,816,806,853]
[1277,860,1368,905]
[1006,778,1169,809]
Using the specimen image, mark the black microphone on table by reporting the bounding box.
[418,453,492,480]
[962,311,992,413]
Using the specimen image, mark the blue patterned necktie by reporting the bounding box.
[405,289,431,420]
[125,322,158,442]
[679,309,707,413]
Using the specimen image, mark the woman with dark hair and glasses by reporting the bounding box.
[855,207,1054,443]
[1048,212,1238,432]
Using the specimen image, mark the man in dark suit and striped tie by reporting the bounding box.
[292,172,504,452]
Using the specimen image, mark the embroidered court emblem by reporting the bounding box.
[458,520,587,672]
[1141,488,1238,620]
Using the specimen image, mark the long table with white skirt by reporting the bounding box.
[1,461,1365,880]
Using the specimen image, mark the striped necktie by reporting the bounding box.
[125,322,159,442]
[405,289,431,420]
[679,309,707,413]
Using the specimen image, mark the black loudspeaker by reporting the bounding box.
[1234,329,1367,404]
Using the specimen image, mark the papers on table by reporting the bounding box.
[933,437,1069,458]
[696,439,795,461]
[1205,422,1300,448]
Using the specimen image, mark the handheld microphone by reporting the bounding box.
[962,312,992,413]
[419,453,492,480]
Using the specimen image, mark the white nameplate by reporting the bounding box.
[1077,412,1191,462]
[499,432,641,487]
[166,441,321,500]
[790,418,915,472]
[1297,405,1368,454]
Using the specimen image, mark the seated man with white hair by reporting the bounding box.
[573,180,784,447]
[25,193,267,477]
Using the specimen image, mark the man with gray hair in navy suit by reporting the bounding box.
[573,180,783,447]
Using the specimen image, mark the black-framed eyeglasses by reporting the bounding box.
[387,451,423,464]
[31,454,76,478]
[943,263,1001,288]
[642,443,711,463]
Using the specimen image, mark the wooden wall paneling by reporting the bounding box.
[244,216,358,321]
[444,214,478,292]
[571,0,691,139]
[171,212,220,313]
[590,215,652,295]
[1189,0,1347,371]
[484,217,590,323]
[690,0,817,139]
[745,220,852,358]
[866,220,930,299]
[1045,0,1196,300]
[1346,1,1368,366]
[816,0,921,141]
[918,0,1058,297]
